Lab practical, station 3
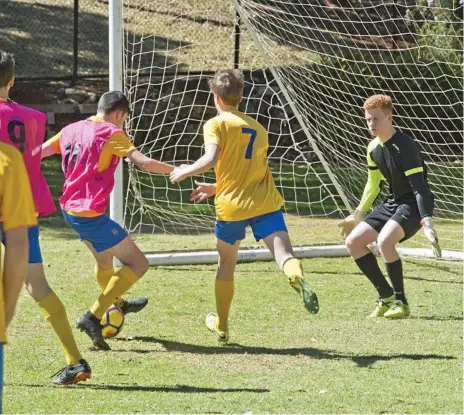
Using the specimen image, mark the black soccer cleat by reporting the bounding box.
[51,359,92,386]
[76,311,110,350]
[120,297,149,314]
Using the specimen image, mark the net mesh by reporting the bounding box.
[122,0,463,252]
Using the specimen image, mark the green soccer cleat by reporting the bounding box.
[289,276,319,314]
[205,312,229,343]
[367,295,395,318]
[384,300,410,319]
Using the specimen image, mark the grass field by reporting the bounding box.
[3,158,463,414]
[4,225,462,414]
[2,2,462,412]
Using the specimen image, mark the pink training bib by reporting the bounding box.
[0,100,55,217]
[59,119,121,214]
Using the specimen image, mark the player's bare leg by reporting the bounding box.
[377,220,410,318]
[263,231,319,314]
[26,264,91,385]
[377,220,404,263]
[345,222,395,317]
[84,241,148,314]
[205,239,241,343]
[345,221,378,260]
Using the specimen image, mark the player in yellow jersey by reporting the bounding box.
[0,143,37,411]
[0,50,91,385]
[170,69,319,343]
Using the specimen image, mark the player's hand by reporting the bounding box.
[337,210,366,239]
[421,217,442,258]
[170,166,189,183]
[337,215,359,239]
[190,180,216,202]
[368,242,380,256]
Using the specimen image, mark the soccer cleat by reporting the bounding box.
[120,297,149,314]
[289,276,319,314]
[51,359,92,386]
[384,300,410,319]
[76,312,111,350]
[205,312,229,343]
[367,295,395,318]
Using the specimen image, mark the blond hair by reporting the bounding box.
[208,69,244,106]
[363,94,393,113]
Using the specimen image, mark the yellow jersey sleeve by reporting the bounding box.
[203,118,222,147]
[0,144,37,231]
[97,132,135,173]
[45,131,62,154]
[104,132,136,157]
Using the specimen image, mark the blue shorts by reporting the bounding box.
[215,210,287,245]
[1,225,42,264]
[63,212,128,253]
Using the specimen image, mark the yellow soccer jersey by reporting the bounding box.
[204,110,283,221]
[0,142,37,343]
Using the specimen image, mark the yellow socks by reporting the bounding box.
[94,266,113,290]
[283,257,304,282]
[94,266,124,308]
[38,291,82,366]
[215,279,234,332]
[90,266,139,319]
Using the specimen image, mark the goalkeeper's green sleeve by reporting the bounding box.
[357,168,383,212]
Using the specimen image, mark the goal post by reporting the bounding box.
[110,0,463,265]
[109,0,124,227]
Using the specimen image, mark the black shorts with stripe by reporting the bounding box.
[364,200,422,242]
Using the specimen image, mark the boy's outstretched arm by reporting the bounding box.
[170,144,220,183]
[126,149,174,174]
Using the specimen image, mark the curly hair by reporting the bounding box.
[363,94,393,113]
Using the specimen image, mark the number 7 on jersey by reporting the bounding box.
[242,127,257,159]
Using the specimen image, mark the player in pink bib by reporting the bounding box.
[42,91,174,351]
[0,50,91,386]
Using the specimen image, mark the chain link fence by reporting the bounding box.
[0,0,109,82]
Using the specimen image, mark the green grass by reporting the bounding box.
[2,158,463,414]
[4,225,462,414]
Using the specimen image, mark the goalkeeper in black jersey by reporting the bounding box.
[339,95,440,319]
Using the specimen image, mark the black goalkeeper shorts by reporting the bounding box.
[365,200,422,242]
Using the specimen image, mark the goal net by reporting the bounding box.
[120,0,463,263]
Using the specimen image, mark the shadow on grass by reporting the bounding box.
[409,315,463,321]
[404,258,463,277]
[114,337,457,368]
[79,384,269,393]
[17,383,269,393]
[404,275,463,285]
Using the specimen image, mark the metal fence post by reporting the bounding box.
[109,0,124,234]
[234,3,241,69]
[72,0,79,85]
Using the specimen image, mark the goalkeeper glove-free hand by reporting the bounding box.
[421,217,442,258]
[337,210,367,239]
